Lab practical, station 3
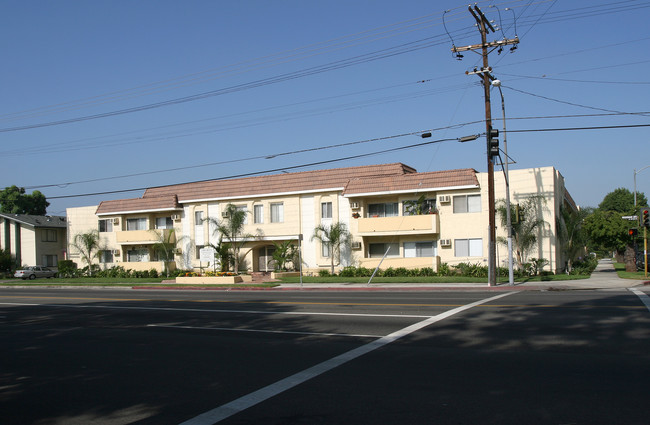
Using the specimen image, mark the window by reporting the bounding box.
[321,202,332,219]
[404,241,436,257]
[99,219,113,233]
[454,238,483,257]
[453,194,481,213]
[321,242,331,258]
[127,249,149,262]
[195,245,205,260]
[270,203,284,223]
[41,229,57,242]
[126,218,147,231]
[42,255,58,267]
[194,211,204,225]
[99,250,113,263]
[254,204,264,224]
[368,203,399,217]
[368,243,399,258]
[403,199,436,215]
[236,205,248,224]
[156,217,173,229]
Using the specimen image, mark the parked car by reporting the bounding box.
[14,266,57,280]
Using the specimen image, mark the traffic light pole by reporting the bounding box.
[453,5,519,286]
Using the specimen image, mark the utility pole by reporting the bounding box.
[452,5,519,286]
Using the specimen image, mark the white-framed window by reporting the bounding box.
[254,204,264,224]
[195,245,205,260]
[99,250,113,263]
[156,217,173,229]
[321,202,333,219]
[368,243,399,258]
[127,249,149,262]
[270,203,284,223]
[453,194,481,213]
[236,205,248,224]
[41,229,57,242]
[454,238,483,257]
[404,241,436,257]
[194,211,204,225]
[368,203,399,217]
[126,218,147,231]
[98,219,113,233]
[321,242,331,258]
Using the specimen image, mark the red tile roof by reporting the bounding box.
[143,163,417,202]
[96,195,180,215]
[343,168,479,195]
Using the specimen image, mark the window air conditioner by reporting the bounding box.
[174,248,182,255]
[171,214,181,221]
[221,212,229,218]
[350,202,360,209]
[439,195,451,203]
[112,218,120,225]
[351,241,362,250]
[440,239,452,247]
[112,250,121,256]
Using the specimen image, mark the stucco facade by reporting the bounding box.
[0,213,67,269]
[65,163,577,275]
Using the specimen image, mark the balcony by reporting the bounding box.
[356,214,439,236]
[115,229,175,245]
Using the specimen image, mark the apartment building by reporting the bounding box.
[0,213,68,268]
[66,163,577,274]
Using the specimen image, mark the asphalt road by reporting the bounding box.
[1,287,649,425]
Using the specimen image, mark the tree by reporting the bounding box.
[270,240,299,271]
[206,203,258,273]
[0,186,49,215]
[151,228,184,277]
[71,230,101,276]
[311,221,351,275]
[557,206,589,273]
[496,195,547,269]
[598,188,647,213]
[0,249,16,274]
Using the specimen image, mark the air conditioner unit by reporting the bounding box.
[173,248,182,255]
[221,212,229,218]
[171,214,181,221]
[350,202,360,209]
[351,241,362,250]
[439,195,451,203]
[112,250,121,256]
[112,218,120,225]
[440,239,452,247]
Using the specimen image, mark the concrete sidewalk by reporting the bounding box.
[276,259,648,291]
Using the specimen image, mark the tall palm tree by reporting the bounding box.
[151,228,185,277]
[496,195,547,269]
[557,205,588,273]
[71,230,101,276]
[206,203,258,273]
[311,221,351,275]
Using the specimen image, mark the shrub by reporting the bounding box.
[339,266,357,277]
[318,269,331,277]
[419,267,435,277]
[148,268,159,278]
[381,267,397,277]
[57,260,77,278]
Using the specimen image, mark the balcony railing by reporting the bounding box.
[115,229,175,245]
[356,214,439,236]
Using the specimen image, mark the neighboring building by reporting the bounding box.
[66,163,577,274]
[0,213,67,268]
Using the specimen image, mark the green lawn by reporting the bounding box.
[277,274,590,284]
[614,263,650,280]
[0,277,278,288]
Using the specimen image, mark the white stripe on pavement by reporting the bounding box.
[179,291,515,425]
[629,288,650,311]
[147,324,383,338]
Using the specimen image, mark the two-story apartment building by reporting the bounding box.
[66,163,577,274]
[0,213,68,268]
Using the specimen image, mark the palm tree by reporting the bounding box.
[71,230,101,276]
[151,228,184,277]
[206,203,258,273]
[311,221,351,275]
[496,195,547,269]
[557,205,588,273]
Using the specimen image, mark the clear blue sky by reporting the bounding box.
[1,0,648,215]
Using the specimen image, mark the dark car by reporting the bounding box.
[14,266,57,280]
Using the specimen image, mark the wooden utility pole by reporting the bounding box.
[452,5,519,286]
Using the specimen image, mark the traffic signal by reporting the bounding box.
[629,228,638,237]
[643,209,649,228]
[488,128,499,159]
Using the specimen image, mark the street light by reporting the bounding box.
[491,79,514,285]
[634,165,650,208]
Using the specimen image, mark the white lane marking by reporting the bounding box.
[0,302,430,319]
[629,288,650,311]
[179,291,515,425]
[147,324,382,339]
